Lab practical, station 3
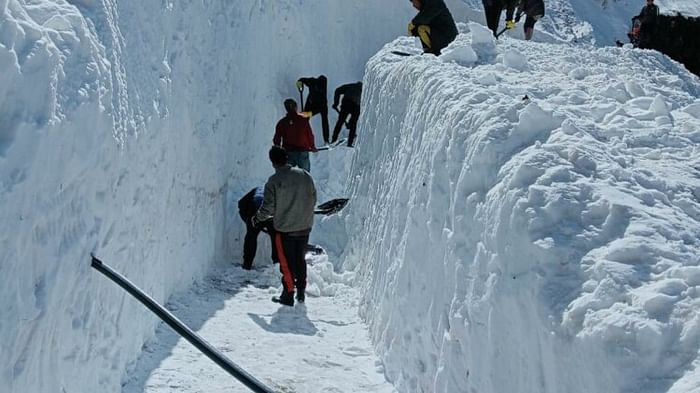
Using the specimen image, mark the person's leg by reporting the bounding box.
[347,105,360,147]
[524,15,536,40]
[485,6,501,36]
[274,232,296,305]
[320,108,330,144]
[242,220,261,270]
[416,25,432,52]
[332,108,350,143]
[638,23,654,49]
[290,234,309,302]
[287,151,304,169]
[299,152,311,172]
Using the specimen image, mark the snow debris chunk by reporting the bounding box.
[468,22,496,61]
[502,48,529,71]
[440,44,477,66]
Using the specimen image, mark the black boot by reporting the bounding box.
[272,291,294,306]
[296,289,305,303]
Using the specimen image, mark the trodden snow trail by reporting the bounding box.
[122,253,396,393]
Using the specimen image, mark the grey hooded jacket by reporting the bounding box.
[254,164,316,234]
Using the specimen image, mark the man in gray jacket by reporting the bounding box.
[253,146,317,306]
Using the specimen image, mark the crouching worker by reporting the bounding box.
[252,146,317,306]
[238,187,278,270]
[408,0,458,55]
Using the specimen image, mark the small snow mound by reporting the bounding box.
[502,48,529,71]
[469,22,495,45]
[515,102,562,137]
[476,72,498,86]
[568,67,589,80]
[625,80,646,97]
[601,83,631,103]
[439,44,477,66]
[683,102,700,119]
[651,95,670,116]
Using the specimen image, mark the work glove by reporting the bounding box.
[408,21,416,35]
[506,20,516,29]
[296,80,303,91]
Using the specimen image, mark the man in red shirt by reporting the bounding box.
[273,98,317,172]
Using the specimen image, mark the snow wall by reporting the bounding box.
[343,24,700,393]
[0,1,410,392]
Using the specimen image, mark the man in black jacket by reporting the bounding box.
[483,0,519,37]
[238,187,278,270]
[297,75,330,144]
[408,0,458,55]
[331,82,362,147]
[635,0,659,48]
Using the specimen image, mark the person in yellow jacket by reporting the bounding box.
[408,0,458,55]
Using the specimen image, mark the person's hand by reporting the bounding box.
[515,13,522,23]
[332,104,338,112]
[250,216,260,228]
[408,22,416,35]
[506,20,516,29]
[296,80,303,91]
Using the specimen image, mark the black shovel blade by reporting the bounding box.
[314,198,349,215]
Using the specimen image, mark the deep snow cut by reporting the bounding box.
[3,0,700,392]
[340,22,700,393]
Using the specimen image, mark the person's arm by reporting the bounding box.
[253,180,275,224]
[273,120,283,146]
[505,0,517,21]
[516,0,524,20]
[298,77,314,88]
[333,84,349,109]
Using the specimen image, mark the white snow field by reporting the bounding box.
[341,23,700,393]
[2,0,700,393]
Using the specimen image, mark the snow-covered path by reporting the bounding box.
[122,256,395,393]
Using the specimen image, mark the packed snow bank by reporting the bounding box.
[342,23,700,393]
[0,1,409,392]
[458,0,700,46]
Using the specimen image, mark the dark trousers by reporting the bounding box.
[638,24,655,49]
[306,104,330,143]
[485,5,502,36]
[243,219,277,270]
[332,104,360,146]
[274,231,309,300]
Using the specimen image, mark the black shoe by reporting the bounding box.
[296,291,305,303]
[271,295,294,307]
